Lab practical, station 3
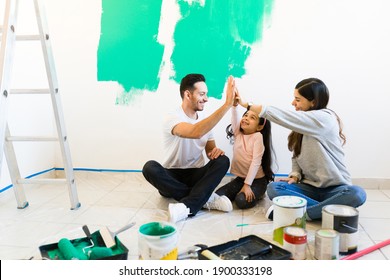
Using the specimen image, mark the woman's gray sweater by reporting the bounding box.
[261,106,352,188]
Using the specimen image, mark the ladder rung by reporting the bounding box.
[10,88,51,94]
[16,34,41,41]
[17,178,67,185]
[6,136,58,142]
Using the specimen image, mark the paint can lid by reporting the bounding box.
[283,227,307,244]
[322,204,359,217]
[273,195,307,208]
[316,229,339,238]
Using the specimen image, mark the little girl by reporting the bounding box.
[216,103,275,209]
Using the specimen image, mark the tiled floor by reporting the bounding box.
[0,171,389,260]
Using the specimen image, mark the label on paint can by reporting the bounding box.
[322,205,359,255]
[314,229,339,260]
[273,196,307,245]
[283,226,307,260]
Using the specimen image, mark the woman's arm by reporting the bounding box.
[236,89,335,137]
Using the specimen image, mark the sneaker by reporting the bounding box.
[207,192,219,203]
[265,205,274,220]
[203,194,233,212]
[168,203,190,223]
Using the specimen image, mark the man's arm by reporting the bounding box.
[205,140,225,160]
[172,76,235,139]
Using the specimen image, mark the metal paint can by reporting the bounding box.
[283,226,307,260]
[272,196,307,245]
[314,229,340,260]
[322,204,359,255]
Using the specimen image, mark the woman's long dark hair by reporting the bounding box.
[288,78,346,157]
[226,112,276,182]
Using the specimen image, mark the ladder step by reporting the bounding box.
[10,88,51,94]
[6,136,58,142]
[16,34,41,41]
[17,178,67,185]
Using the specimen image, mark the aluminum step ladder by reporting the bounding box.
[0,0,80,210]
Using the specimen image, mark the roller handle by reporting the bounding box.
[82,225,92,240]
[341,239,390,260]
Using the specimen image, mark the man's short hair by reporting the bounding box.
[179,74,205,99]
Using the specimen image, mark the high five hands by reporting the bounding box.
[229,77,247,108]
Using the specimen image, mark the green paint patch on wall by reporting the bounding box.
[97,0,164,100]
[172,0,273,99]
[97,0,273,104]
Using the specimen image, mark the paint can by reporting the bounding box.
[314,229,340,260]
[283,226,307,260]
[138,221,178,260]
[272,196,307,245]
[322,204,359,255]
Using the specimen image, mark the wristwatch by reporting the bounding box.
[247,102,253,111]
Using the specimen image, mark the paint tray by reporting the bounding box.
[39,230,129,260]
[198,235,292,260]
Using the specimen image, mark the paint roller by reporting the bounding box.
[58,238,88,260]
[81,224,115,259]
[57,238,114,260]
[99,222,136,248]
[88,246,114,260]
[341,238,390,260]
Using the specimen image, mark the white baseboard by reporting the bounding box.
[352,178,390,190]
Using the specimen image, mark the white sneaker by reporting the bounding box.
[168,203,190,223]
[203,194,233,212]
[207,192,219,203]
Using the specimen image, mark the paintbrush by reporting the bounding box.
[100,222,136,248]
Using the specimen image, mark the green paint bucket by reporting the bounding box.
[138,222,178,260]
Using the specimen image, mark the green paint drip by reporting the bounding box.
[171,0,274,99]
[97,0,164,95]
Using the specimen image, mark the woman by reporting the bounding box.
[236,78,366,220]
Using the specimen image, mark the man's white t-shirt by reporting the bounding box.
[162,107,214,169]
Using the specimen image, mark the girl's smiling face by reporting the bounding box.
[240,110,263,134]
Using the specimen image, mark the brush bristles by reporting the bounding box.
[100,227,116,248]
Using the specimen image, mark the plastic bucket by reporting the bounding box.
[272,196,307,245]
[138,221,178,260]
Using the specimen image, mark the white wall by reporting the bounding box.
[1,0,390,189]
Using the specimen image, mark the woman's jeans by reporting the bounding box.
[267,181,367,220]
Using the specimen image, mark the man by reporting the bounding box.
[142,74,236,223]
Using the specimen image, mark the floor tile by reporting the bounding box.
[0,171,389,261]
